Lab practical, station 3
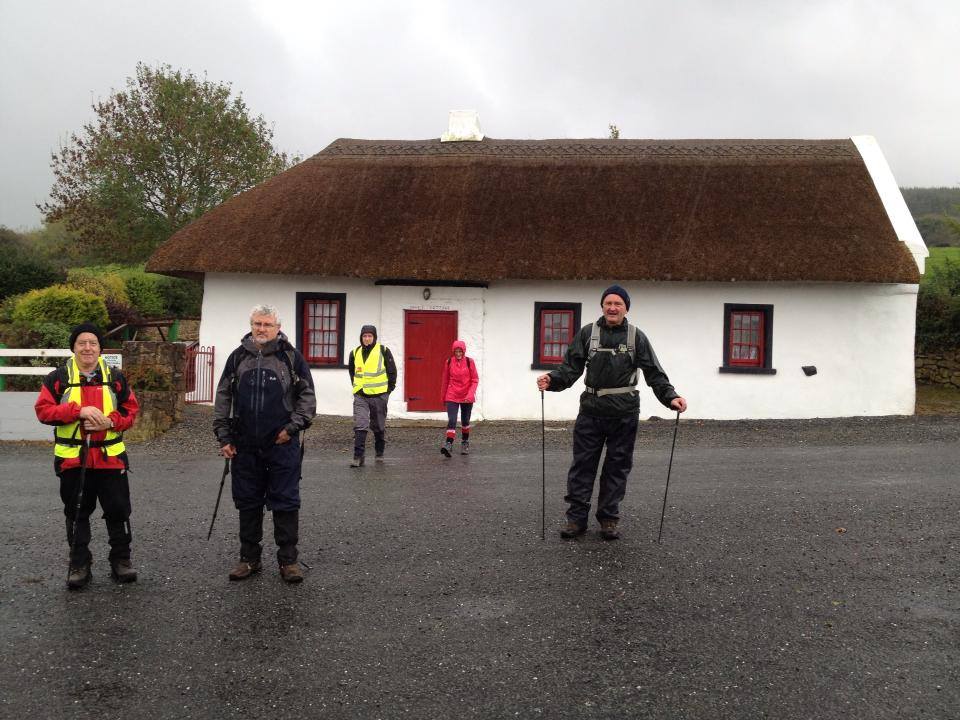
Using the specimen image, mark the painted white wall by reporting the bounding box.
[200,275,919,420]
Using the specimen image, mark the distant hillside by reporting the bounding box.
[900,187,960,247]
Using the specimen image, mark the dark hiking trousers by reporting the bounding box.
[59,468,132,567]
[564,413,639,526]
[231,439,302,565]
[238,508,299,566]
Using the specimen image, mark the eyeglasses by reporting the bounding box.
[252,322,278,328]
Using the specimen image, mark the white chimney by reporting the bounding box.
[441,110,484,142]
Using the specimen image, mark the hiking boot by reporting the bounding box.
[599,520,621,541]
[350,455,365,468]
[375,451,384,462]
[66,564,92,590]
[460,440,470,455]
[440,440,453,458]
[279,563,304,584]
[110,559,138,583]
[228,559,262,581]
[559,522,587,539]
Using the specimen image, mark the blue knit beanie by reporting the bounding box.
[601,285,631,310]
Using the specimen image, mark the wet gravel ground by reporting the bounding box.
[1,407,958,719]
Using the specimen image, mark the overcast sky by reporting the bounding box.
[1,0,958,230]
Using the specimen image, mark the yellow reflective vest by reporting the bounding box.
[54,356,126,459]
[352,344,389,395]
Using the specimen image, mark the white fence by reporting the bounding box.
[0,349,71,441]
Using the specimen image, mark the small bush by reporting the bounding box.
[65,267,130,305]
[11,285,109,329]
[119,269,166,317]
[160,276,203,317]
[0,256,63,300]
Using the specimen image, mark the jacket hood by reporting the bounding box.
[451,340,466,354]
[241,331,290,355]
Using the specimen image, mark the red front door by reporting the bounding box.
[404,310,458,411]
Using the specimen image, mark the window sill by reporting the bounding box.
[718,366,777,375]
[307,363,349,370]
[531,363,562,371]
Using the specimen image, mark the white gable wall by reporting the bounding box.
[199,274,918,420]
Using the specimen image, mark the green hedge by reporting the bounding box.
[11,285,109,329]
[0,256,63,300]
[916,255,960,353]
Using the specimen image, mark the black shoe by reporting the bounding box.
[67,564,92,590]
[110,559,138,583]
[460,441,470,455]
[440,441,453,458]
[559,522,587,539]
[599,520,621,541]
[350,455,365,468]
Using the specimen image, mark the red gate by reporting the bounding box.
[185,344,215,404]
[403,311,457,411]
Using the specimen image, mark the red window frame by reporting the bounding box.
[729,310,764,367]
[302,299,341,365]
[539,309,575,363]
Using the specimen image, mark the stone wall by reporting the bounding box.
[916,349,960,389]
[121,341,186,441]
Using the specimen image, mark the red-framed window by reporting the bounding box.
[532,302,581,369]
[729,311,764,366]
[720,303,775,375]
[540,310,574,363]
[296,292,347,367]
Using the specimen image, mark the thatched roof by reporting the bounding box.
[146,138,920,284]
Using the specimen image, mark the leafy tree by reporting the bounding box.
[40,63,298,263]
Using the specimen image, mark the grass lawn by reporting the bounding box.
[915,382,960,414]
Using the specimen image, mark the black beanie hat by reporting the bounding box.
[69,323,105,350]
[601,284,631,310]
[359,324,378,343]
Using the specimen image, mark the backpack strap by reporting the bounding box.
[583,322,639,397]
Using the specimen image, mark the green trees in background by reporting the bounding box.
[40,62,298,264]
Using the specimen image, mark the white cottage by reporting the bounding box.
[147,135,927,421]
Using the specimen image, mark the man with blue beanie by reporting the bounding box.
[537,285,687,540]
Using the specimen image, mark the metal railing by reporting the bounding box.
[185,344,215,404]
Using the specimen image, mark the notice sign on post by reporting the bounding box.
[102,353,123,370]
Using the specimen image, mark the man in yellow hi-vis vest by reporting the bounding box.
[347,325,396,467]
[35,323,140,590]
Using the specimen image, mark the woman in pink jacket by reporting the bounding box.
[439,340,479,456]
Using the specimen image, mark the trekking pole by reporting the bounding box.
[206,458,230,540]
[540,390,546,541]
[656,409,681,544]
[67,434,92,578]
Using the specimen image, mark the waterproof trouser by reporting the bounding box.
[564,413,639,526]
[59,467,132,567]
[238,508,299,566]
[231,438,302,512]
[353,394,388,457]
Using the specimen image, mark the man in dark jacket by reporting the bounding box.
[213,304,316,583]
[537,285,687,540]
[347,324,397,467]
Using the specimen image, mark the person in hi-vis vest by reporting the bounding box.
[347,324,397,467]
[35,323,140,590]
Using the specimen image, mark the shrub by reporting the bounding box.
[117,268,166,317]
[0,256,63,300]
[65,267,130,305]
[11,285,109,328]
[159,276,203,317]
[916,258,960,353]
